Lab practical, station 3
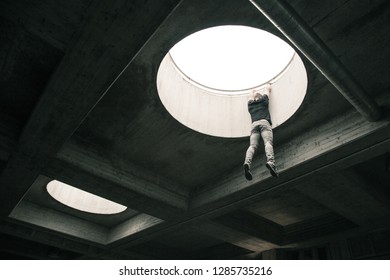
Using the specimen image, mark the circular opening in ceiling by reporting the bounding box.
[157,25,308,138]
[169,25,295,92]
[47,180,127,215]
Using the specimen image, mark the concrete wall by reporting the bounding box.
[157,52,307,138]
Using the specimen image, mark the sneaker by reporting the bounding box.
[243,163,252,181]
[266,162,279,177]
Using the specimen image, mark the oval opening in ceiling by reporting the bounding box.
[169,25,295,92]
[47,180,127,215]
[157,25,308,138]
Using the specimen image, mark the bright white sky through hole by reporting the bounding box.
[170,25,295,92]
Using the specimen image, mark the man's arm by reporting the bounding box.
[263,83,271,97]
[248,90,255,103]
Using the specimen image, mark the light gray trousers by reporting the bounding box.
[244,119,275,168]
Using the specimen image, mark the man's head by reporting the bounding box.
[250,90,262,101]
[249,83,272,101]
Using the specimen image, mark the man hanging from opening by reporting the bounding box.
[243,83,279,180]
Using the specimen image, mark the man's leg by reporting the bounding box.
[244,128,260,180]
[260,120,279,177]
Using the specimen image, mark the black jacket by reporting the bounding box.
[248,95,272,125]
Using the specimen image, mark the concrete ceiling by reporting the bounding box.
[0,0,389,260]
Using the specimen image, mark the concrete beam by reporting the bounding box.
[44,158,185,220]
[191,101,390,212]
[108,214,163,244]
[10,201,109,244]
[0,235,54,259]
[201,212,355,253]
[0,0,181,217]
[237,220,390,260]
[10,201,166,251]
[0,217,155,260]
[250,0,382,121]
[213,210,283,245]
[0,218,105,257]
[52,140,189,214]
[298,170,390,226]
[112,100,390,249]
[282,213,356,244]
[194,221,275,253]
[281,221,390,252]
